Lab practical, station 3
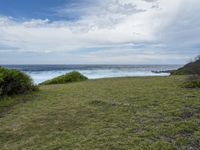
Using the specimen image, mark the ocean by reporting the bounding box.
[2,64,181,84]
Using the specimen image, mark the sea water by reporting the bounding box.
[2,64,181,84]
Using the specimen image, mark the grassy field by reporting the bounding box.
[0,76,200,150]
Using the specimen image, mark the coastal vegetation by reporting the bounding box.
[171,56,200,75]
[0,67,37,97]
[170,56,200,88]
[0,76,200,149]
[40,71,88,85]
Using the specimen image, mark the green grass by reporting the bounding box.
[182,75,200,88]
[0,76,200,149]
[183,80,200,88]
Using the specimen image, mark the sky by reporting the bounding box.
[0,0,199,64]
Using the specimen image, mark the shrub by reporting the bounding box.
[40,71,88,85]
[0,67,37,97]
[183,75,200,88]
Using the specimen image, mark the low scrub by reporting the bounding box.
[183,75,200,88]
[40,71,88,85]
[0,67,37,97]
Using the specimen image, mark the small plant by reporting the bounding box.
[183,75,200,88]
[0,67,37,97]
[40,71,88,85]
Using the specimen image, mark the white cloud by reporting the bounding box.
[0,0,199,64]
[23,19,49,27]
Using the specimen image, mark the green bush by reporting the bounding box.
[183,75,200,88]
[40,71,88,85]
[0,67,37,97]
